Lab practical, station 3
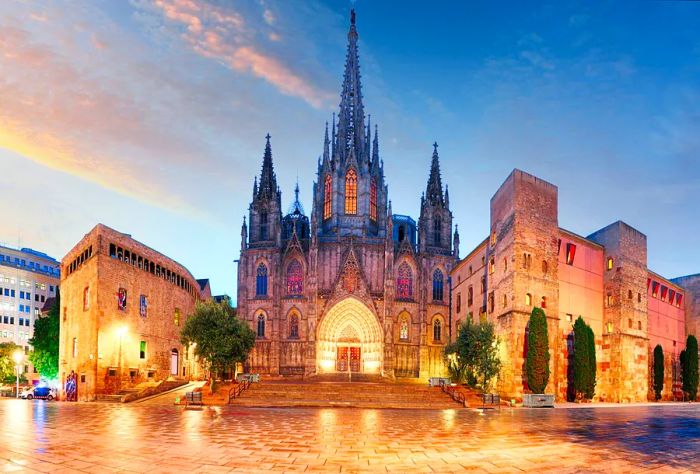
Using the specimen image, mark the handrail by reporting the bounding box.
[439,380,467,407]
[228,378,251,404]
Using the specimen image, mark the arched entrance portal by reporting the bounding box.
[316,297,383,374]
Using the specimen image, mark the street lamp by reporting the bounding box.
[13,350,23,399]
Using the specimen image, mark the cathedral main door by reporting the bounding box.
[316,297,383,374]
[336,346,361,372]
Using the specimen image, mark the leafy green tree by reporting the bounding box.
[682,335,699,401]
[445,319,501,392]
[180,300,255,393]
[0,342,24,384]
[525,307,550,394]
[584,323,597,399]
[653,344,664,401]
[573,316,594,400]
[28,294,60,380]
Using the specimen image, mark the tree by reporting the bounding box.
[584,323,597,399]
[573,316,596,400]
[180,300,255,393]
[653,344,664,401]
[525,307,550,394]
[28,294,60,380]
[445,319,501,392]
[0,342,24,384]
[682,335,698,401]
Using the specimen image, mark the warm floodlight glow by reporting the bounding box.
[116,325,128,337]
[13,350,23,364]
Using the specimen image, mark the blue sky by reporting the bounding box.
[1,1,698,298]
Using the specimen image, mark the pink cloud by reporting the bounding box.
[148,0,333,108]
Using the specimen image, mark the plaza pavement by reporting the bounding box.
[0,398,698,473]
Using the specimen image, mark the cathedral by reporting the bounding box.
[237,10,457,380]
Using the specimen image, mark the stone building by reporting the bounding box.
[0,245,60,380]
[58,224,210,401]
[451,169,699,402]
[237,11,457,379]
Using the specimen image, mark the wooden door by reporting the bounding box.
[349,346,361,372]
[336,347,348,371]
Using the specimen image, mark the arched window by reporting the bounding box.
[607,257,614,271]
[541,296,547,309]
[323,175,332,220]
[399,314,409,341]
[255,263,268,296]
[433,318,442,342]
[345,169,357,214]
[434,216,441,245]
[432,269,444,301]
[542,260,548,274]
[467,286,473,306]
[289,312,299,339]
[396,262,413,299]
[256,313,266,338]
[370,178,377,221]
[398,225,405,242]
[525,293,532,306]
[286,260,303,295]
[260,211,268,240]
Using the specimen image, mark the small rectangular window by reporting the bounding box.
[565,243,576,265]
[139,341,146,359]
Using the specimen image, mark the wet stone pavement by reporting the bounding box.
[0,399,699,473]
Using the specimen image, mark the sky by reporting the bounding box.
[1,0,699,299]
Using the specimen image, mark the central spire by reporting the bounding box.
[335,8,366,165]
[425,142,445,206]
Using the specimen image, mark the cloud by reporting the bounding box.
[142,0,334,108]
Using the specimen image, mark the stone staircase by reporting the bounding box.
[233,380,465,409]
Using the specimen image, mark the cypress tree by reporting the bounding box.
[526,307,550,394]
[653,344,664,401]
[585,323,596,399]
[683,335,698,401]
[572,316,590,400]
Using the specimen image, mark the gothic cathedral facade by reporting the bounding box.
[237,11,458,380]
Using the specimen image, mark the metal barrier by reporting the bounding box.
[228,378,251,404]
[439,380,467,407]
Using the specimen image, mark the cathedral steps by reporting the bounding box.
[232,381,464,409]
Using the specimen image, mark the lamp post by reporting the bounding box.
[13,350,23,399]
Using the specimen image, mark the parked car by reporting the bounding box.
[20,386,56,400]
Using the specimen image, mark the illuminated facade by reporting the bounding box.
[451,169,700,402]
[0,245,60,379]
[58,224,210,401]
[237,11,457,379]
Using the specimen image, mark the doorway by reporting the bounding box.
[170,349,179,376]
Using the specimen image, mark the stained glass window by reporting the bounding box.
[433,318,442,342]
[399,317,409,341]
[289,312,299,339]
[432,269,444,301]
[370,178,377,221]
[345,169,357,214]
[257,314,265,338]
[256,263,268,296]
[324,175,332,219]
[396,262,413,299]
[286,260,303,295]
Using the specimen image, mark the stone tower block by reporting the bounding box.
[588,221,648,402]
[489,170,560,400]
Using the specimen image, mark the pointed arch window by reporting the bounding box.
[256,263,268,296]
[345,169,357,214]
[434,216,441,246]
[432,269,444,301]
[396,262,413,299]
[433,318,442,342]
[286,260,303,295]
[289,312,299,339]
[260,211,268,240]
[257,313,266,338]
[399,316,409,341]
[370,178,377,221]
[323,175,332,220]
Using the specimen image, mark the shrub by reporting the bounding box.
[525,307,550,394]
[653,344,664,401]
[682,335,698,401]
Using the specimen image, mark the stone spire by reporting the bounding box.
[371,124,379,170]
[331,112,336,160]
[257,133,278,200]
[288,179,305,216]
[322,121,330,165]
[241,216,247,251]
[425,142,444,206]
[453,224,460,259]
[335,8,366,165]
